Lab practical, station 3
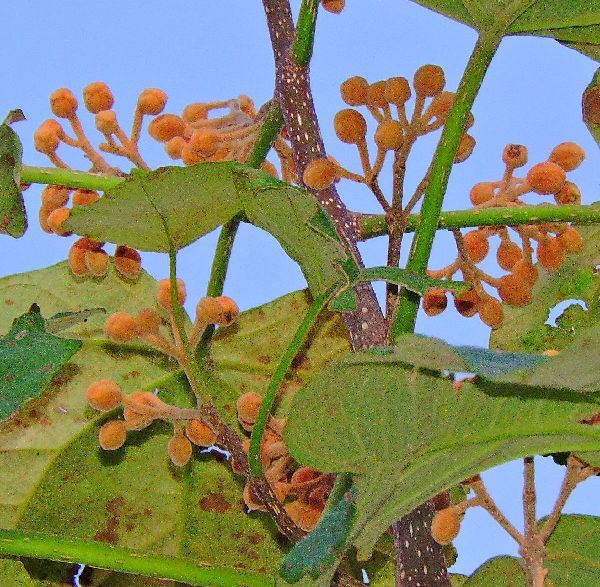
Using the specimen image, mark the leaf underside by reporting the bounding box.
[0,121,26,237]
[410,0,600,62]
[65,163,353,296]
[284,341,600,559]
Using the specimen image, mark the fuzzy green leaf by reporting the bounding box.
[65,163,352,295]
[463,556,526,586]
[0,304,81,420]
[410,1,600,61]
[0,263,286,581]
[583,68,600,147]
[357,266,468,295]
[0,558,38,586]
[544,514,600,584]
[0,116,26,237]
[284,351,600,559]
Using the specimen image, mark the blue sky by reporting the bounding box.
[1,0,598,577]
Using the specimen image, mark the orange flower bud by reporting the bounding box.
[454,134,476,163]
[84,249,110,277]
[502,144,528,168]
[422,288,448,317]
[556,226,583,253]
[413,65,445,97]
[83,82,114,114]
[374,120,404,151]
[137,88,167,115]
[185,419,217,447]
[86,379,123,412]
[340,76,369,106]
[95,110,119,134]
[34,119,62,153]
[497,274,532,306]
[549,142,585,172]
[427,92,455,118]
[181,142,204,165]
[303,158,337,191]
[526,162,566,195]
[46,207,71,235]
[98,420,127,451]
[72,189,100,206]
[68,243,88,277]
[182,103,208,123]
[135,308,162,335]
[237,392,263,430]
[496,241,523,271]
[385,77,411,104]
[366,81,388,108]
[105,311,138,342]
[554,181,581,205]
[148,114,185,143]
[41,185,70,210]
[164,136,187,160]
[453,289,480,318]
[512,259,538,286]
[469,182,495,206]
[156,278,186,309]
[463,230,489,263]
[334,109,367,144]
[167,431,193,467]
[189,129,219,156]
[114,245,142,279]
[431,507,461,545]
[50,88,78,118]
[321,0,345,14]
[478,297,503,329]
[537,237,565,271]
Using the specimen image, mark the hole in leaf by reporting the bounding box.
[361,568,370,583]
[545,299,588,327]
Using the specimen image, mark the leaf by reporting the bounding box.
[0,263,285,579]
[65,163,352,296]
[210,289,351,422]
[410,1,600,61]
[583,68,600,147]
[0,558,38,586]
[284,351,600,559]
[463,556,527,586]
[544,514,600,584]
[0,115,26,237]
[278,488,357,585]
[356,266,468,295]
[0,304,81,419]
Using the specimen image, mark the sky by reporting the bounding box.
[0,0,598,578]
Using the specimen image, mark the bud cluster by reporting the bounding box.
[236,392,334,532]
[303,65,475,199]
[87,279,240,465]
[424,142,586,329]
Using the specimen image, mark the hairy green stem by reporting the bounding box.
[21,165,123,191]
[292,0,320,67]
[198,104,285,355]
[0,529,269,587]
[390,30,503,340]
[358,203,600,239]
[249,286,336,477]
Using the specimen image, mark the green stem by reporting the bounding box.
[390,29,503,341]
[21,165,124,191]
[0,529,269,587]
[198,104,285,356]
[358,203,600,239]
[249,286,335,478]
[168,250,203,399]
[292,0,320,67]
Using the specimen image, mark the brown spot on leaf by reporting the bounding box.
[41,364,53,373]
[199,492,231,513]
[247,549,259,560]
[4,299,13,305]
[248,533,265,544]
[258,355,271,365]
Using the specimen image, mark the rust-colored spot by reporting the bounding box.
[581,412,600,425]
[223,403,233,413]
[4,374,13,382]
[258,355,270,364]
[94,496,125,544]
[131,370,140,378]
[15,330,28,340]
[247,549,259,560]
[41,364,53,373]
[248,533,264,544]
[199,492,231,513]
[4,299,13,305]
[232,531,243,539]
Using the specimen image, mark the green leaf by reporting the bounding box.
[279,488,357,585]
[583,68,600,147]
[0,304,81,419]
[284,351,600,559]
[210,289,351,422]
[328,288,357,312]
[65,163,352,295]
[0,558,38,586]
[0,115,26,237]
[463,556,526,586]
[410,1,600,61]
[0,263,285,579]
[544,514,600,584]
[357,266,468,295]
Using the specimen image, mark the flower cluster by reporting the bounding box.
[424,142,586,329]
[303,65,474,196]
[235,392,334,532]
